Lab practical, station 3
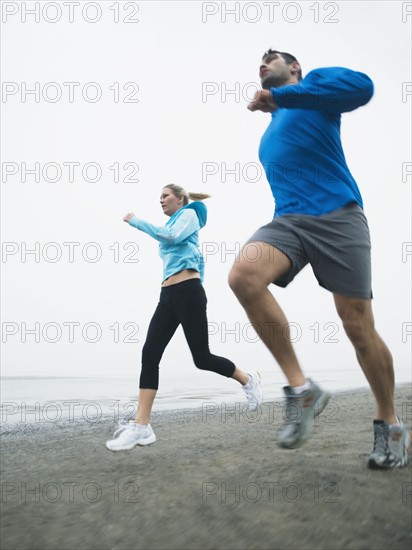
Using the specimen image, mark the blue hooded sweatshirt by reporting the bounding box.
[259,67,374,217]
[127,202,207,282]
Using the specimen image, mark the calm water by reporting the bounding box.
[2,367,411,425]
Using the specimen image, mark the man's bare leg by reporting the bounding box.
[229,242,330,448]
[228,242,305,386]
[333,294,396,423]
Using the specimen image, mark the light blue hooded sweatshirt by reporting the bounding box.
[127,202,207,282]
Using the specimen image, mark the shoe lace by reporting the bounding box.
[373,424,389,454]
[283,394,301,424]
[112,420,132,438]
[244,385,254,399]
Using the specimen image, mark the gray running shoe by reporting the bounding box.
[368,419,410,469]
[276,380,331,449]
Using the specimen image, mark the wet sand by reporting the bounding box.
[1,385,411,550]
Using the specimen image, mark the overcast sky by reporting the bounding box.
[1,1,411,386]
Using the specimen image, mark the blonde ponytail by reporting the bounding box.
[188,192,211,202]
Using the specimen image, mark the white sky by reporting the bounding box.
[1,1,411,384]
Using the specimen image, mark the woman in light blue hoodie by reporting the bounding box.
[106,184,262,451]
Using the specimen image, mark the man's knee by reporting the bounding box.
[228,262,246,294]
[342,316,368,345]
[229,242,291,296]
[335,298,374,348]
[228,262,262,298]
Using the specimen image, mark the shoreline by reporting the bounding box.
[2,383,411,435]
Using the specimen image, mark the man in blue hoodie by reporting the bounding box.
[229,50,409,469]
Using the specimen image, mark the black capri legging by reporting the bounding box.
[139,279,236,389]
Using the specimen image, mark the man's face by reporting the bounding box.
[259,53,296,89]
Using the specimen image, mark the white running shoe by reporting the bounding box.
[106,421,156,451]
[242,371,263,410]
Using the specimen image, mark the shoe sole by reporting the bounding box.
[277,390,331,449]
[106,434,157,452]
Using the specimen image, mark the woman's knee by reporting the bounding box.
[192,354,234,378]
[193,359,208,371]
[141,344,157,364]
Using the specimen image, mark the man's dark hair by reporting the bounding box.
[262,49,303,81]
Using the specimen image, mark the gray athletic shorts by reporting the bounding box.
[246,203,372,299]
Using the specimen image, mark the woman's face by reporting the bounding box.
[160,187,183,217]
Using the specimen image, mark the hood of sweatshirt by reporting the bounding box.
[182,202,207,228]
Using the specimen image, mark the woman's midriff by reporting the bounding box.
[161,269,200,287]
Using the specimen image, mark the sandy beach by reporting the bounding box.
[1,385,411,550]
